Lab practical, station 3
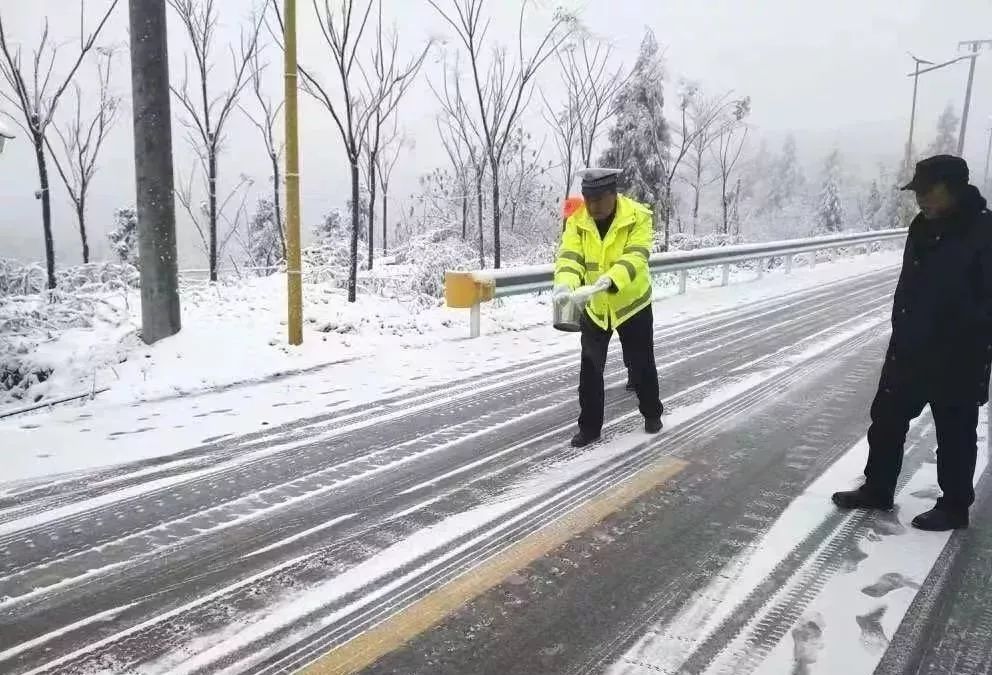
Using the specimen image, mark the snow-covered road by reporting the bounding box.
[2,260,990,675]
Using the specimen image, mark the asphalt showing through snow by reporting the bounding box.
[2,265,989,674]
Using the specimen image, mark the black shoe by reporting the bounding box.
[831,484,894,511]
[645,417,663,434]
[912,507,969,531]
[625,379,637,392]
[571,430,601,448]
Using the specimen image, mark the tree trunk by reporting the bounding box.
[720,173,729,236]
[208,149,219,282]
[461,193,468,240]
[271,152,285,260]
[77,194,90,264]
[381,186,388,256]
[475,170,485,269]
[662,181,673,252]
[348,160,360,303]
[490,158,501,269]
[34,137,57,290]
[367,156,376,270]
[692,177,701,236]
[732,178,742,240]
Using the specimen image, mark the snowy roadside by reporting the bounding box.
[5,251,901,413]
[0,251,900,484]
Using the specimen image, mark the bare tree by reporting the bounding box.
[47,48,121,264]
[431,56,487,266]
[239,35,286,260]
[652,82,741,236]
[560,36,628,167]
[541,85,580,216]
[375,115,407,256]
[499,127,549,234]
[544,37,627,221]
[271,0,428,302]
[711,98,751,236]
[359,0,422,270]
[168,0,264,281]
[428,0,575,268]
[0,0,120,289]
[175,164,254,265]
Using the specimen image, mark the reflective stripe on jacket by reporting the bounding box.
[553,194,654,330]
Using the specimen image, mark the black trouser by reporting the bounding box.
[864,387,980,512]
[579,305,663,436]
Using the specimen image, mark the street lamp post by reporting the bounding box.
[905,52,978,168]
[957,40,992,156]
[906,54,934,171]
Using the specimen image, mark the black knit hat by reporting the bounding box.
[578,167,622,197]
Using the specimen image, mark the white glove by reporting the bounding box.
[552,284,572,305]
[570,276,612,307]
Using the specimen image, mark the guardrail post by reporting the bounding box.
[785,254,793,274]
[679,270,688,294]
[810,251,817,269]
[721,264,730,286]
[757,258,765,280]
[470,301,481,338]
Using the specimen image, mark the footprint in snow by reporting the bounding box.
[862,572,920,598]
[791,612,825,675]
[857,606,889,653]
[839,539,869,573]
[865,508,906,537]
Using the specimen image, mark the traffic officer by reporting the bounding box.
[833,155,992,531]
[553,168,664,448]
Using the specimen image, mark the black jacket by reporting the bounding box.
[880,185,992,404]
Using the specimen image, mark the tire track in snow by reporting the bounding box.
[671,417,940,675]
[0,278,895,573]
[0,272,897,674]
[0,265,898,527]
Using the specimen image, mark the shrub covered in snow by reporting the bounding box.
[245,199,285,274]
[0,291,132,405]
[108,208,139,267]
[303,209,368,286]
[0,259,138,297]
[668,232,734,251]
[392,228,478,301]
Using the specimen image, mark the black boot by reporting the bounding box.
[625,378,637,392]
[571,430,601,448]
[645,417,663,434]
[831,484,894,511]
[912,507,969,531]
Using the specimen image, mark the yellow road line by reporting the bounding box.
[302,456,689,675]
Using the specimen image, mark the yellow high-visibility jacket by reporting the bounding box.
[554,194,654,330]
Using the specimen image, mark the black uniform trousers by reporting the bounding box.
[578,305,663,436]
[864,387,979,512]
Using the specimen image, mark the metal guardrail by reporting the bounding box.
[445,229,908,338]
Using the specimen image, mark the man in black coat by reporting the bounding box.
[833,155,992,531]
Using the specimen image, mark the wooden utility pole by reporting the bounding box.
[284,0,303,345]
[129,0,181,344]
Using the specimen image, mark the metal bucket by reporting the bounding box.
[553,299,582,332]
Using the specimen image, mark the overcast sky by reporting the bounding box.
[2,0,992,266]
